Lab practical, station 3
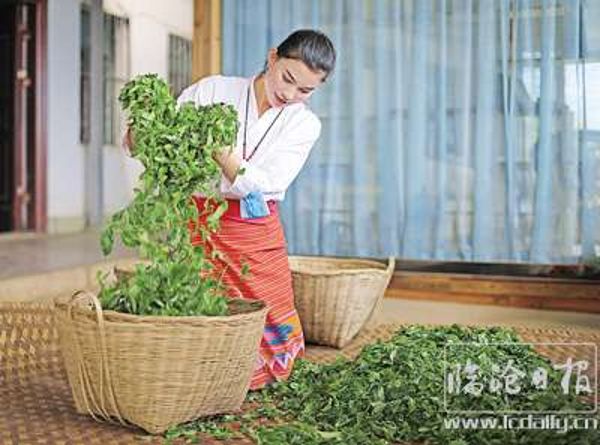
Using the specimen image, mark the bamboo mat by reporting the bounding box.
[1,303,598,445]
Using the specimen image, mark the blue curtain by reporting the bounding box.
[222,0,600,264]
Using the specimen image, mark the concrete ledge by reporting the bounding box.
[0,232,46,242]
[47,217,87,235]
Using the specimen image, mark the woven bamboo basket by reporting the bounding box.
[289,256,395,348]
[54,291,268,434]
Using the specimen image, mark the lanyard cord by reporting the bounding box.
[242,83,285,161]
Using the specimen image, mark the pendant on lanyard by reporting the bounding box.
[240,80,284,219]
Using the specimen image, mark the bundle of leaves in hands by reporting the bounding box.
[191,325,597,445]
[99,74,238,317]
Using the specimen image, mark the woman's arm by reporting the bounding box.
[213,147,241,183]
[223,113,321,198]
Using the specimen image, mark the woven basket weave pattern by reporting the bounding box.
[290,257,395,348]
[54,293,268,434]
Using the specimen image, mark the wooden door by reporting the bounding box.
[0,0,46,233]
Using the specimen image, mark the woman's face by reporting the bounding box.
[263,48,326,108]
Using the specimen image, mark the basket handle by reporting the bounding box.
[67,290,126,425]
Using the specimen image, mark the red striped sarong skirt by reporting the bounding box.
[191,196,305,390]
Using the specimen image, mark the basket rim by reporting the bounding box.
[288,255,392,276]
[55,296,268,325]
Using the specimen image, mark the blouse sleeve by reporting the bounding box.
[176,76,217,107]
[226,112,321,198]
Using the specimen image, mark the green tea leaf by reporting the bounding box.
[98,74,240,317]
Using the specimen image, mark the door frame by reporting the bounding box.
[11,0,47,232]
[33,0,47,232]
[12,0,47,232]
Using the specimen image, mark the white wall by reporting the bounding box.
[102,0,193,217]
[104,0,193,78]
[46,0,193,232]
[47,0,86,233]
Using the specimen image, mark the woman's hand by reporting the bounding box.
[212,145,241,183]
[123,127,135,155]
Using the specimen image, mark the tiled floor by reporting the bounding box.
[0,229,135,280]
[1,229,599,330]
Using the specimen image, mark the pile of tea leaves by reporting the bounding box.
[163,325,599,444]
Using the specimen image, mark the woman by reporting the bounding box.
[127,29,335,390]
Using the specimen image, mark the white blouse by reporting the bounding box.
[177,75,321,202]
